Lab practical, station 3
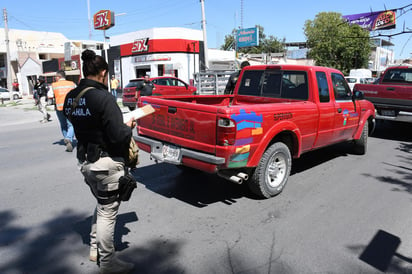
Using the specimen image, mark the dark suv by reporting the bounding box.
[122,76,197,110]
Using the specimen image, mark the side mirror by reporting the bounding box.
[352,90,364,100]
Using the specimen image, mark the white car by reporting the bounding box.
[0,87,22,100]
[345,76,375,91]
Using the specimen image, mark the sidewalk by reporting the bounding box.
[0,96,37,110]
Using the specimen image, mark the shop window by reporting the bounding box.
[0,54,5,67]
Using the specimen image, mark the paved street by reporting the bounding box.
[1,99,412,274]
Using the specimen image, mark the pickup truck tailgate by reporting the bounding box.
[137,97,219,154]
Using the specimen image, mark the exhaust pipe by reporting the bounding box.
[237,172,249,181]
[229,175,243,184]
[218,172,244,184]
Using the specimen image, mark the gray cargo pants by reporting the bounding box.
[80,156,125,268]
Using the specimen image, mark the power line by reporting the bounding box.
[400,33,412,56]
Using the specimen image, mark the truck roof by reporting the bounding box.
[242,64,343,75]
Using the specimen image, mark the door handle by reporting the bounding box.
[337,108,342,113]
[168,107,177,114]
[386,87,395,91]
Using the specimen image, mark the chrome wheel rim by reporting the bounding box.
[265,152,287,188]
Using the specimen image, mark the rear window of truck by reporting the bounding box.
[125,80,144,88]
[238,70,308,100]
[382,68,412,84]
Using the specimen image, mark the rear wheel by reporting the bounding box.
[248,142,292,198]
[353,120,368,155]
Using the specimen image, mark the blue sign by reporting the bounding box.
[237,27,259,48]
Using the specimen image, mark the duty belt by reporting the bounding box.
[97,189,119,205]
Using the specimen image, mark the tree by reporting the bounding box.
[220,25,285,54]
[304,12,371,74]
[221,29,237,51]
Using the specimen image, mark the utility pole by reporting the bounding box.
[3,8,13,102]
[240,0,243,29]
[200,0,208,70]
[87,0,92,40]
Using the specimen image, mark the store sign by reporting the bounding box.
[343,10,396,31]
[132,38,149,53]
[237,27,259,48]
[93,10,115,30]
[61,60,79,71]
[133,55,171,63]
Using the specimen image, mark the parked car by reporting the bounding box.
[0,87,22,100]
[122,76,197,110]
[345,76,375,91]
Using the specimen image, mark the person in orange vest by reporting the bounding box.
[52,70,77,152]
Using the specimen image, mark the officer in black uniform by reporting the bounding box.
[224,60,250,94]
[63,49,135,274]
[138,75,155,97]
[34,76,51,123]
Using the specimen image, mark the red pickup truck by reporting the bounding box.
[135,65,375,198]
[354,65,412,122]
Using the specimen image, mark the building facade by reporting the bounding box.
[108,27,206,87]
[0,28,103,95]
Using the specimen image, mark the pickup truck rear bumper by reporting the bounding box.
[134,135,226,168]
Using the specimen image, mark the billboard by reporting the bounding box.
[237,27,259,48]
[343,10,396,31]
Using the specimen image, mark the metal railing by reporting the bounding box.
[193,71,235,95]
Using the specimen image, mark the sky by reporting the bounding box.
[2,0,412,60]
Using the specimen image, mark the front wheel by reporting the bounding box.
[248,142,292,198]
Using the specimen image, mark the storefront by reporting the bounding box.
[41,55,81,84]
[109,27,205,87]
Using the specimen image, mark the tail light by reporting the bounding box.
[217,117,236,146]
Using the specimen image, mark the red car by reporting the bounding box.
[122,76,197,110]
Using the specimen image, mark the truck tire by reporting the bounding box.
[248,142,292,198]
[353,120,368,155]
[128,106,136,111]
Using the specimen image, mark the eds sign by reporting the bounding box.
[342,10,396,31]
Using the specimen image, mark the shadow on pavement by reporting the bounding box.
[73,211,138,252]
[131,163,253,208]
[291,142,351,175]
[348,229,412,273]
[372,120,412,142]
[0,209,184,274]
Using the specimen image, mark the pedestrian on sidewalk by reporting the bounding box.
[51,70,77,152]
[12,79,19,91]
[33,76,51,123]
[63,49,136,274]
[110,75,119,98]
